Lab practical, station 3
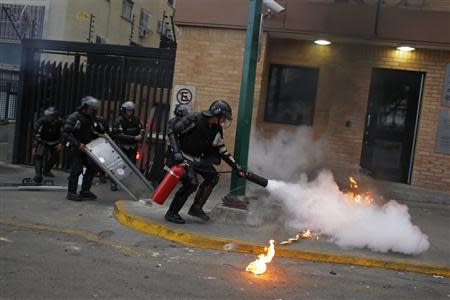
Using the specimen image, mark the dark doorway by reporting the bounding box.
[361,68,425,183]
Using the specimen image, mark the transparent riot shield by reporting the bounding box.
[83,134,154,201]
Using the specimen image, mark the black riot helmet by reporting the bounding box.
[120,101,135,113]
[80,96,100,110]
[173,104,190,117]
[203,100,232,120]
[44,106,59,118]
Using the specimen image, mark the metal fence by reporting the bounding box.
[0,69,18,120]
[14,39,175,183]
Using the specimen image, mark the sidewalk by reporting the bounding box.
[114,179,450,277]
[1,163,448,276]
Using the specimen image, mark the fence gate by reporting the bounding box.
[13,39,175,184]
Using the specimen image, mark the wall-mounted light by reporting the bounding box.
[314,39,331,46]
[396,46,415,52]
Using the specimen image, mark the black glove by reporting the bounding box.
[173,152,184,164]
[235,164,246,177]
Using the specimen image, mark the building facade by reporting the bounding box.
[0,0,176,161]
[172,0,450,192]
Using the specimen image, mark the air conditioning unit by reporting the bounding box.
[157,20,163,34]
[138,26,148,38]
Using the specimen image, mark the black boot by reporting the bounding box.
[33,176,43,184]
[188,206,209,222]
[66,192,83,201]
[79,191,97,200]
[43,171,55,177]
[164,211,186,224]
[188,179,217,222]
[110,181,118,191]
[165,183,197,224]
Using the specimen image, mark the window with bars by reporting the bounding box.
[0,4,45,40]
[0,70,19,120]
[264,64,319,126]
[139,8,152,37]
[121,0,134,21]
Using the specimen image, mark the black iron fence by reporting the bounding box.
[14,39,175,183]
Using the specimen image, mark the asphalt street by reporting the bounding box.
[0,165,449,299]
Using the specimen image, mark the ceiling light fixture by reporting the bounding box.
[314,39,331,46]
[396,46,415,52]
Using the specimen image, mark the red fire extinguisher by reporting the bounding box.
[150,164,185,205]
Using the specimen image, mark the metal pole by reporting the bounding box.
[229,0,262,196]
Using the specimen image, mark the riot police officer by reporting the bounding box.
[32,107,64,184]
[165,100,245,224]
[112,101,143,163]
[63,96,101,201]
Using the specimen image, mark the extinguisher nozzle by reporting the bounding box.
[245,172,268,187]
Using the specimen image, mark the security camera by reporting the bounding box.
[263,0,285,13]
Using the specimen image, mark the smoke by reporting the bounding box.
[248,128,429,255]
[266,171,430,255]
[248,127,325,181]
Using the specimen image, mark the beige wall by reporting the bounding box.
[64,0,174,47]
[173,26,450,191]
[172,27,268,154]
[4,0,174,47]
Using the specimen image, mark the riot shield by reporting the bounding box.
[83,134,154,201]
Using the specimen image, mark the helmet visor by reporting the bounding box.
[220,117,232,129]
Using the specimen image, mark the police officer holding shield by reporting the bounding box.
[63,96,101,201]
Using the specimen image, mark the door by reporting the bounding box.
[361,68,425,183]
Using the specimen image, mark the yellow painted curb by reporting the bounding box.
[114,200,450,277]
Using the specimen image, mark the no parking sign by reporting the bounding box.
[171,85,196,117]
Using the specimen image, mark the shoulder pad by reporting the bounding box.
[184,112,202,122]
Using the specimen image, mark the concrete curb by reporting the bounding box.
[114,200,450,277]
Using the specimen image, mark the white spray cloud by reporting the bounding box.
[248,127,429,255]
[249,127,325,181]
[267,171,430,255]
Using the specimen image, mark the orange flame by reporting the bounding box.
[349,176,358,189]
[280,234,300,245]
[346,176,374,205]
[245,240,275,275]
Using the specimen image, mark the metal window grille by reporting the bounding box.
[121,0,133,21]
[0,70,19,120]
[0,4,45,40]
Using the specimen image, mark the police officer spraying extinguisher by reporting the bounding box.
[164,100,246,224]
[63,96,101,201]
[32,107,64,184]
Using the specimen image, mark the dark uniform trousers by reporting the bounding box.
[34,144,58,178]
[167,160,219,214]
[67,146,97,194]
